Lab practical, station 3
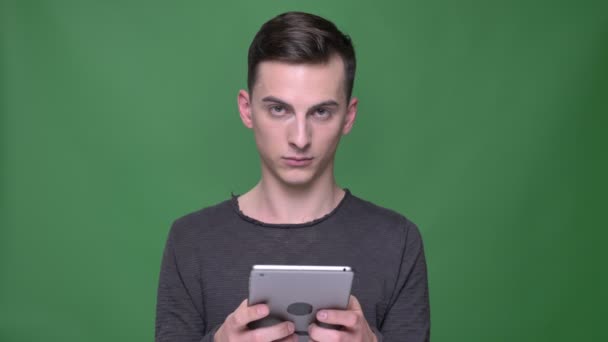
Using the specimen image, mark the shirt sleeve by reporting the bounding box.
[379,220,431,341]
[155,222,219,342]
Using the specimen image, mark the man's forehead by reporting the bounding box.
[252,56,346,104]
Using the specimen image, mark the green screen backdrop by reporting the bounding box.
[1,1,606,341]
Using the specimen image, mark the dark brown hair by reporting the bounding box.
[247,11,356,100]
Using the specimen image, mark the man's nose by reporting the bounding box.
[288,115,311,151]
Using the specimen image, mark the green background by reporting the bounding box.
[1,0,606,341]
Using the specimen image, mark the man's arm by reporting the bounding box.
[155,223,218,342]
[155,223,295,342]
[378,220,431,341]
[306,219,430,342]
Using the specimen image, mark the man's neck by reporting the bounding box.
[238,175,345,225]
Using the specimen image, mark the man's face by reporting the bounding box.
[238,55,358,188]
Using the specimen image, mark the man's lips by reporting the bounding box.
[282,156,313,167]
[284,157,313,161]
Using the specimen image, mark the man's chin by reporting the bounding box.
[276,171,316,188]
[278,176,314,188]
[263,163,326,188]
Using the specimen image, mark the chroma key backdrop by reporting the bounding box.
[1,1,606,341]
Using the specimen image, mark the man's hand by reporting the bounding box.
[215,299,296,342]
[308,295,377,342]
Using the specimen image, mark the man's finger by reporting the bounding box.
[308,322,343,341]
[347,295,363,311]
[275,333,298,342]
[230,299,269,328]
[316,307,360,328]
[247,321,295,342]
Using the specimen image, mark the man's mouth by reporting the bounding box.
[282,157,314,167]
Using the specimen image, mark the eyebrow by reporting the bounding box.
[261,96,340,112]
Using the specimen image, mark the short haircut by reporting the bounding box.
[247,11,356,101]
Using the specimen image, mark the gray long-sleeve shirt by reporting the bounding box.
[155,190,430,341]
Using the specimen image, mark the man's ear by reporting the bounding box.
[342,97,358,135]
[238,89,253,129]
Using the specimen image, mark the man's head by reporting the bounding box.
[247,11,356,102]
[238,12,358,188]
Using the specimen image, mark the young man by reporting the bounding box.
[155,12,430,342]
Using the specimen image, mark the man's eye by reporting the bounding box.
[313,108,332,118]
[270,105,285,115]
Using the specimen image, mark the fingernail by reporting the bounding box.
[257,306,267,315]
[317,310,327,319]
[287,322,295,333]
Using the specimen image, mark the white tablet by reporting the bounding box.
[248,265,354,340]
